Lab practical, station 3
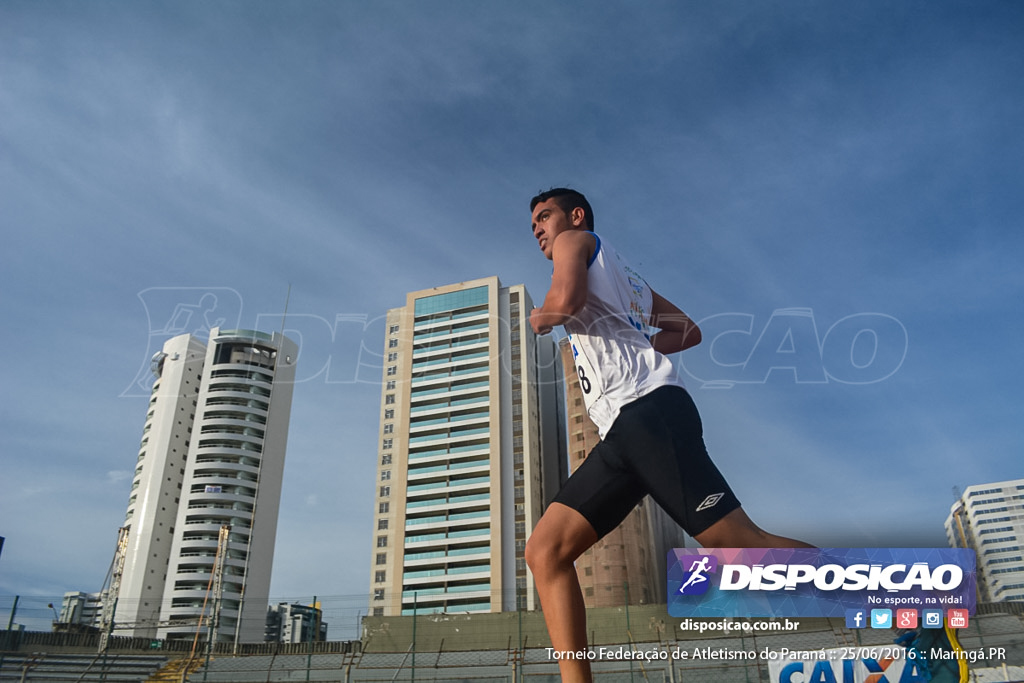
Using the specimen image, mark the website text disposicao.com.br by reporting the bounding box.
[678,618,801,634]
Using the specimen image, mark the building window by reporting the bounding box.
[386,381,395,390]
[388,352,398,362]
[383,423,394,434]
[376,553,387,565]
[373,607,383,616]
[378,519,389,530]
[382,438,392,450]
[374,589,385,601]
[385,394,395,405]
[385,409,394,419]
[375,571,386,583]
[379,502,389,514]
[377,536,387,548]
[389,325,400,334]
[389,338,399,348]
[381,470,391,481]
[387,366,397,376]
[381,454,392,465]
[380,486,390,497]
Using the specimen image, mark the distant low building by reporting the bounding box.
[265,603,327,643]
[56,591,103,632]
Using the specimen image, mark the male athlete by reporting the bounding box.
[524,188,811,683]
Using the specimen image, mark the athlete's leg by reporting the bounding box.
[615,388,812,549]
[525,502,600,683]
[695,507,813,548]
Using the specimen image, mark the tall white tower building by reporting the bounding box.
[946,478,1024,603]
[114,328,297,643]
[116,334,207,638]
[369,277,562,617]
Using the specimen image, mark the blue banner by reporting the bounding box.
[668,548,976,620]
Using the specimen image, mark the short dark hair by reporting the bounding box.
[530,188,594,230]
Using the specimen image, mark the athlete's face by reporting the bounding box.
[531,198,583,260]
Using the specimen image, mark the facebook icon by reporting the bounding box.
[845,609,866,629]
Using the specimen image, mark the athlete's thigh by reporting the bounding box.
[529,502,599,564]
[616,387,740,536]
[551,440,646,539]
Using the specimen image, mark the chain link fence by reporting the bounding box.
[4,602,1022,682]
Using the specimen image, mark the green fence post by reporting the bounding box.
[411,592,417,683]
[0,596,19,671]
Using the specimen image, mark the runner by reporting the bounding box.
[524,188,812,683]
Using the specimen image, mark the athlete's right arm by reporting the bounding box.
[649,290,702,354]
[530,231,594,334]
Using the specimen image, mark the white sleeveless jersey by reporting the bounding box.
[564,233,685,438]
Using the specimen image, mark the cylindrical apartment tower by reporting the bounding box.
[158,328,297,643]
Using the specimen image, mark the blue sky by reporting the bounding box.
[1,2,1021,638]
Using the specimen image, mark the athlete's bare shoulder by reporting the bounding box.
[550,229,596,263]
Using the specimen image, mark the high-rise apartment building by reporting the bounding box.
[946,478,1024,603]
[369,277,561,616]
[557,338,687,608]
[114,327,297,643]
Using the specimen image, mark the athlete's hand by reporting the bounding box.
[530,308,553,335]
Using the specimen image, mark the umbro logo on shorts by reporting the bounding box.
[696,493,724,512]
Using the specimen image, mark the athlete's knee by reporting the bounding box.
[524,539,547,579]
[525,528,576,578]
[524,534,556,576]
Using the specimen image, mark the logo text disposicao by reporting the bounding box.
[718,563,963,592]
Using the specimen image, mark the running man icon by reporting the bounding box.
[679,556,715,595]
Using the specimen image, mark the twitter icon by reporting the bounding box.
[871,609,893,629]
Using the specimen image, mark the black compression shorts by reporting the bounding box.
[552,385,741,539]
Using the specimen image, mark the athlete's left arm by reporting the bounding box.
[648,290,702,354]
[530,231,594,334]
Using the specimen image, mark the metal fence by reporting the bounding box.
[3,604,1023,682]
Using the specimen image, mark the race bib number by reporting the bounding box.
[569,337,602,404]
